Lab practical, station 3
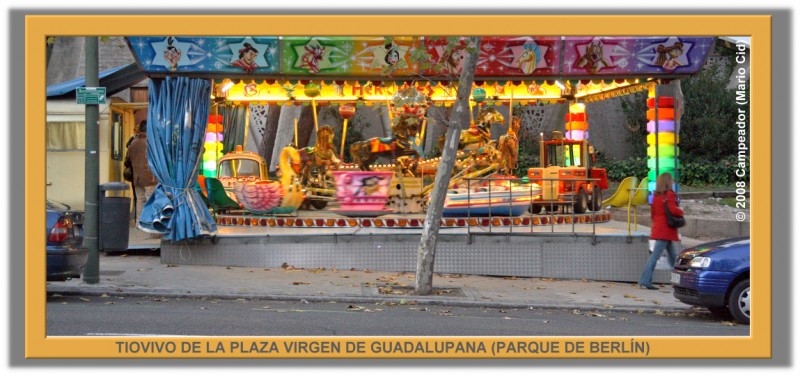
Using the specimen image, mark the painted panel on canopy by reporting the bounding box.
[419,37,470,78]
[476,37,561,77]
[127,36,280,74]
[562,36,715,76]
[421,36,562,78]
[282,37,419,76]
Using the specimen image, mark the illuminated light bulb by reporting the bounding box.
[220,80,234,93]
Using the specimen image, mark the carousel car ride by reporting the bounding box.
[46,200,88,281]
[671,237,750,324]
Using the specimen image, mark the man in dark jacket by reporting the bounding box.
[126,120,158,222]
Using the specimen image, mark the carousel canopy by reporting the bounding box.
[126,36,715,104]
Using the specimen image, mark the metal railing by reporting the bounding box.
[459,176,604,239]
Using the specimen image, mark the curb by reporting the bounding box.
[46,286,691,315]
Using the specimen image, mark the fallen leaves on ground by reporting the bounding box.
[292,281,310,285]
[281,263,301,271]
[346,305,365,311]
[378,286,404,295]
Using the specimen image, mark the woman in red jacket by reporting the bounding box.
[639,172,684,289]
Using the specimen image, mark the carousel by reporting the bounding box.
[124,35,713,281]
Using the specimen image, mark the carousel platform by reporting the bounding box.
[160,210,673,283]
[212,209,613,230]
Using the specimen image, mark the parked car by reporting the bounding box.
[671,237,750,324]
[46,200,88,281]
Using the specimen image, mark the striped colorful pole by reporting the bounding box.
[565,102,588,166]
[646,85,678,203]
[202,114,224,177]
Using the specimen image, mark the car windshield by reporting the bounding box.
[46,199,70,211]
[218,159,261,178]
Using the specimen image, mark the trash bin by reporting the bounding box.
[99,182,131,251]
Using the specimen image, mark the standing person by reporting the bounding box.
[638,172,684,290]
[123,122,138,220]
[127,120,158,223]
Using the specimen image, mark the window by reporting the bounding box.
[46,121,85,151]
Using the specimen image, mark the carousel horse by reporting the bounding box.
[298,125,341,184]
[438,107,505,155]
[497,116,521,176]
[350,114,421,173]
[233,146,305,214]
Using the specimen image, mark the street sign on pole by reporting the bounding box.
[76,87,107,105]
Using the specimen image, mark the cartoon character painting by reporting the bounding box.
[384,43,401,66]
[232,43,259,73]
[576,40,610,74]
[300,44,326,74]
[655,42,686,71]
[515,43,541,75]
[163,36,181,72]
[440,44,467,76]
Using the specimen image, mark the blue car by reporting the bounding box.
[671,237,750,324]
[46,200,88,281]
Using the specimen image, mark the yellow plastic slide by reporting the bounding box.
[630,177,650,206]
[602,176,637,207]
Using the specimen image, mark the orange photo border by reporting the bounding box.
[25,14,770,359]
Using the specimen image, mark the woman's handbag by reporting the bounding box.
[123,154,134,182]
[664,197,686,228]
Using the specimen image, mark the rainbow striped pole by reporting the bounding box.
[646,85,678,203]
[202,114,224,177]
[564,102,588,166]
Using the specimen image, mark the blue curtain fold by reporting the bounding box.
[139,76,217,241]
[221,104,247,154]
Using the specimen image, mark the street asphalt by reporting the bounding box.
[46,236,710,314]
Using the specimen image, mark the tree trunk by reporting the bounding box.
[259,105,282,169]
[415,36,481,295]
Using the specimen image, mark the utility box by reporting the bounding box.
[99,182,131,252]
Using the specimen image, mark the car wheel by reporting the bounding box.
[529,204,543,214]
[728,279,750,325]
[573,190,587,214]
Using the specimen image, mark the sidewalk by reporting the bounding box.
[47,239,708,314]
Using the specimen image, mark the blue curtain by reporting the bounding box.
[139,76,217,241]
[221,104,247,154]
